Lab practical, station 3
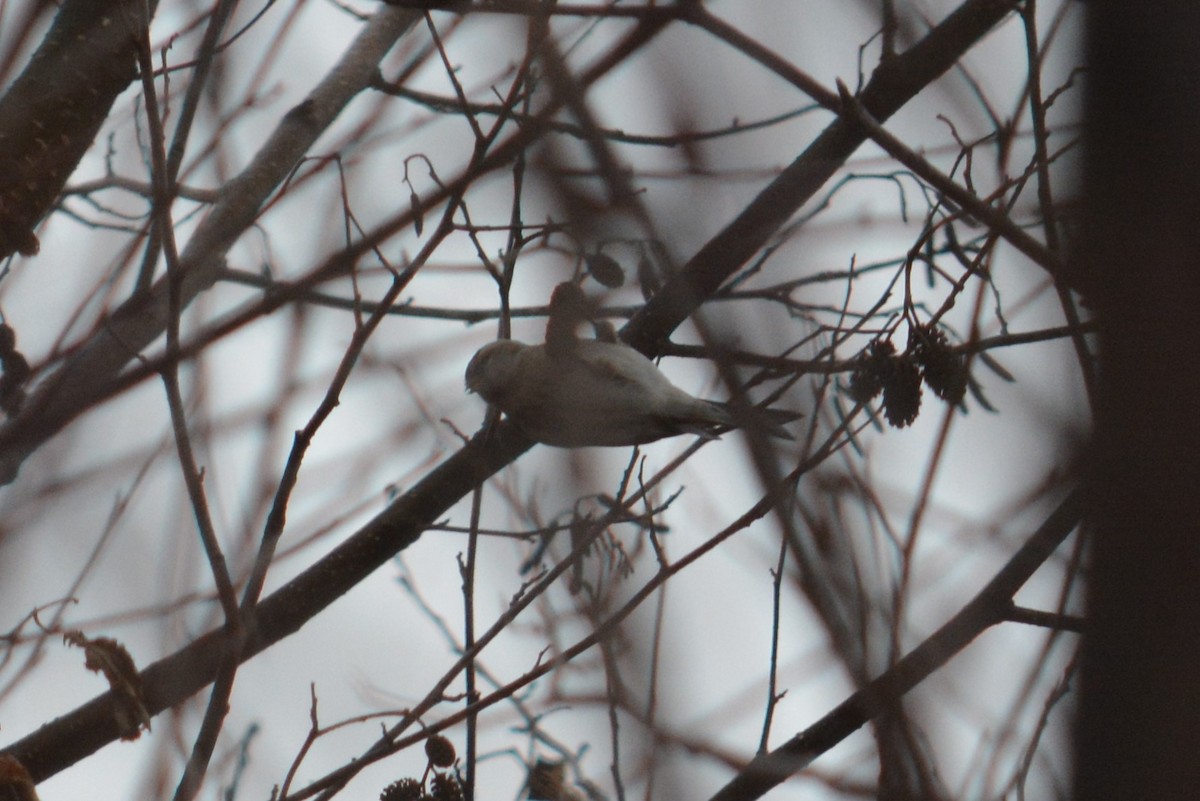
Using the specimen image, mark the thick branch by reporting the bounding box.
[3,425,529,782]
[0,6,422,484]
[0,0,149,259]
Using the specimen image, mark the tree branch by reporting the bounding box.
[1,0,1030,785]
[0,5,422,484]
[707,488,1083,801]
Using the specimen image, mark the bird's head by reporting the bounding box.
[464,339,526,403]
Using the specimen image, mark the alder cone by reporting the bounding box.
[882,353,922,428]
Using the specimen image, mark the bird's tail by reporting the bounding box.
[711,402,803,440]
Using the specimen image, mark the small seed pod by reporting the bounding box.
[379,777,425,801]
[428,773,465,801]
[910,324,967,405]
[584,252,625,288]
[847,339,896,403]
[881,352,922,428]
[425,734,457,768]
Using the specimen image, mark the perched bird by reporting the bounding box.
[465,337,799,448]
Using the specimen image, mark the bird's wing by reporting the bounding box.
[568,340,667,391]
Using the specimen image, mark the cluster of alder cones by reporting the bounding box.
[379,735,465,801]
[847,324,969,428]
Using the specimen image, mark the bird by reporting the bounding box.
[465,337,800,448]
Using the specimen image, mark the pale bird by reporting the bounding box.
[465,338,798,448]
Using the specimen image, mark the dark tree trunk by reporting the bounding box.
[1076,3,1200,799]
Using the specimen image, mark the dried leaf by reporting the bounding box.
[64,630,151,739]
[409,191,423,236]
[0,755,39,801]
